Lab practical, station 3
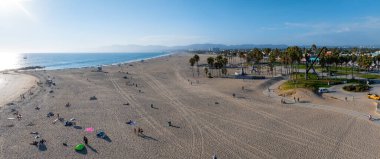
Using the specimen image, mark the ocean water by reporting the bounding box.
[0,52,169,71]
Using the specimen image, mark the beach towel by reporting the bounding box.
[85,127,94,133]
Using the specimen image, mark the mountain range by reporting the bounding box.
[95,44,380,53]
[96,44,289,52]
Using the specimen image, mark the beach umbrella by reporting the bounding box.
[75,144,85,151]
[85,127,94,133]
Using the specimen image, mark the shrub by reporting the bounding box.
[343,84,371,92]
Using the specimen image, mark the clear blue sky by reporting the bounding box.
[1,0,380,53]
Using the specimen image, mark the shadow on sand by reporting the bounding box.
[74,126,83,129]
[101,136,112,142]
[170,125,181,129]
[38,144,47,151]
[76,147,88,155]
[140,134,158,141]
[86,144,98,153]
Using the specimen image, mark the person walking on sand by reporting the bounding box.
[83,136,88,145]
[294,97,296,103]
[297,97,299,103]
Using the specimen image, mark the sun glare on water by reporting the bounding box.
[0,54,23,71]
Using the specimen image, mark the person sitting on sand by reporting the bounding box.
[369,115,373,120]
[39,139,46,146]
[30,141,38,146]
[17,114,22,120]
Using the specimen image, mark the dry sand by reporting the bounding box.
[1,53,380,159]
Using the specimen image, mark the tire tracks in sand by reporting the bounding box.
[142,73,273,159]
[105,73,186,156]
[174,70,376,159]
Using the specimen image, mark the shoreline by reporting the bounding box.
[0,72,38,108]
[0,52,175,73]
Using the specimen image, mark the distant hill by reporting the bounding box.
[96,44,289,52]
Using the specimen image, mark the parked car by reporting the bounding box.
[318,88,329,93]
[368,93,380,100]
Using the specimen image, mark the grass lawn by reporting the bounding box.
[358,74,380,79]
[279,73,357,91]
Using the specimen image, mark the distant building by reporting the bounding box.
[211,48,220,53]
[371,51,380,56]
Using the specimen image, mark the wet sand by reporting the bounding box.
[0,72,38,108]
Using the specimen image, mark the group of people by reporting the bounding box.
[281,99,286,104]
[134,127,144,136]
[20,94,25,100]
[293,97,300,103]
[30,139,46,147]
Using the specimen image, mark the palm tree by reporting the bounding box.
[358,54,372,73]
[350,54,357,79]
[280,50,290,75]
[375,55,380,72]
[207,57,215,76]
[232,52,237,64]
[268,50,277,76]
[263,48,271,56]
[252,48,263,74]
[204,67,209,77]
[272,48,281,76]
[221,68,228,76]
[189,57,196,77]
[193,54,200,77]
[238,52,246,74]
[286,46,302,79]
[215,55,224,76]
[343,56,350,79]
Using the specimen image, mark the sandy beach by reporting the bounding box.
[0,72,38,108]
[1,53,380,159]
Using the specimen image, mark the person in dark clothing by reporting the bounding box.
[83,136,88,145]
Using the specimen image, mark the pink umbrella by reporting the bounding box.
[85,127,94,133]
